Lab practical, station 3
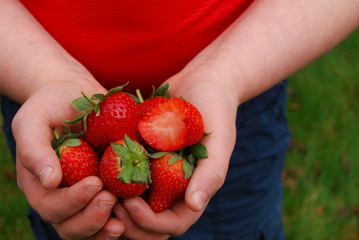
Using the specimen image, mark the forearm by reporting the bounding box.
[187,0,359,105]
[0,0,100,103]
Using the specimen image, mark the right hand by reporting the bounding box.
[12,80,125,239]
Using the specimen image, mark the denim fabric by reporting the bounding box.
[172,81,290,240]
[0,96,62,240]
[1,80,290,240]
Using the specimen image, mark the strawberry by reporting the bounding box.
[138,97,205,151]
[137,83,170,117]
[148,152,195,212]
[138,96,169,117]
[65,85,142,149]
[99,135,151,199]
[52,126,99,187]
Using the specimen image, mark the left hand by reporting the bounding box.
[113,64,240,239]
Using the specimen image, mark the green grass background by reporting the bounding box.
[0,29,358,240]
[283,28,359,240]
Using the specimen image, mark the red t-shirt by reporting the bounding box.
[20,0,253,94]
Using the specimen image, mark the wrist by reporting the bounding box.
[183,46,243,107]
[10,58,103,104]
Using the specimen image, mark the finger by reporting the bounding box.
[18,162,103,223]
[114,202,170,240]
[12,101,62,189]
[54,190,117,239]
[121,197,203,237]
[88,218,125,240]
[185,113,236,212]
[185,137,230,211]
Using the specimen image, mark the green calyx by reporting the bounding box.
[136,82,169,103]
[148,142,208,179]
[64,83,130,130]
[111,135,151,185]
[52,125,84,158]
[151,82,169,98]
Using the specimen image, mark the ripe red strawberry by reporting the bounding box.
[137,82,170,117]
[52,127,99,187]
[148,152,195,212]
[84,92,142,148]
[99,135,151,199]
[138,97,205,151]
[66,85,142,149]
[138,96,169,117]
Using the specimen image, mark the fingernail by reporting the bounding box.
[98,200,114,211]
[191,191,206,211]
[39,166,54,186]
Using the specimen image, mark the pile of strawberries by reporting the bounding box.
[52,83,208,212]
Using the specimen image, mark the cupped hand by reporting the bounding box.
[12,80,126,239]
[114,64,240,239]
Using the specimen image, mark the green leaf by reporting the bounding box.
[106,83,128,97]
[131,167,147,183]
[63,138,82,147]
[129,136,144,154]
[111,142,131,159]
[124,135,135,152]
[70,131,84,139]
[186,154,198,166]
[52,126,84,150]
[111,136,151,185]
[72,96,94,111]
[169,153,183,164]
[55,148,61,159]
[64,113,86,124]
[91,94,105,102]
[204,131,213,136]
[190,143,208,159]
[148,151,170,159]
[146,168,152,184]
[153,83,169,98]
[182,159,195,179]
[81,92,97,107]
[51,134,67,150]
[118,166,133,184]
[62,125,71,135]
[127,93,140,104]
[94,104,101,116]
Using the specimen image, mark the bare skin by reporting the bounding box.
[0,0,358,239]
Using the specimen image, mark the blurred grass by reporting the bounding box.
[0,29,358,240]
[284,28,359,240]
[0,116,34,240]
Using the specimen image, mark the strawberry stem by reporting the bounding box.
[81,92,97,107]
[132,159,140,166]
[136,89,145,103]
[53,129,60,140]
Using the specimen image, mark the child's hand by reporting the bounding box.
[13,81,125,239]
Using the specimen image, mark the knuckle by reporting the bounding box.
[208,166,226,191]
[86,221,103,234]
[40,211,62,224]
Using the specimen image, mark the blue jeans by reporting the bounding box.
[1,81,290,240]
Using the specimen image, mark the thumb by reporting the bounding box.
[185,133,234,212]
[12,103,62,189]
